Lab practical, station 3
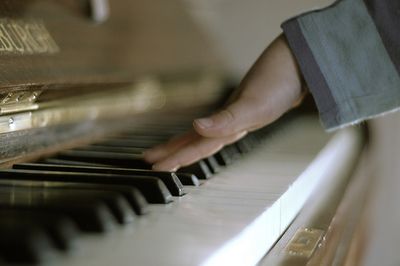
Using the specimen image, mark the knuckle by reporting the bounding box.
[219,109,235,124]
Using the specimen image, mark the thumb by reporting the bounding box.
[193,96,271,138]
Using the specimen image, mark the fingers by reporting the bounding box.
[193,96,274,138]
[143,130,197,163]
[150,131,247,171]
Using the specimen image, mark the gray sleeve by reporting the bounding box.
[281,0,400,131]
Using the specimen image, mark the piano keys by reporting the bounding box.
[0,113,363,265]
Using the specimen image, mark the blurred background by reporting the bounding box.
[182,0,333,77]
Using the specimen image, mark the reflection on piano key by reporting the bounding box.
[0,185,119,232]
[14,163,186,196]
[0,170,173,204]
[43,156,202,186]
[0,210,78,251]
[74,145,145,154]
[179,160,213,179]
[204,156,221,174]
[174,172,201,186]
[0,219,55,263]
[214,148,233,166]
[0,179,149,215]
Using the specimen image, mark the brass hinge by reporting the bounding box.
[0,90,42,115]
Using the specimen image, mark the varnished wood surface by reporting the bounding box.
[0,0,222,93]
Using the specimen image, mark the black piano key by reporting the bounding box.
[46,203,114,233]
[204,156,221,174]
[178,160,212,179]
[55,182,149,215]
[79,190,135,224]
[0,220,55,264]
[57,200,117,232]
[61,146,200,186]
[0,186,118,232]
[14,163,185,196]
[42,161,200,186]
[55,150,152,169]
[235,137,255,154]
[25,188,132,225]
[0,178,149,216]
[74,145,145,154]
[0,169,173,204]
[214,148,233,166]
[248,135,259,147]
[48,153,202,185]
[42,158,110,167]
[66,146,201,185]
[225,144,241,160]
[64,183,148,215]
[175,172,200,186]
[115,185,148,215]
[0,210,78,251]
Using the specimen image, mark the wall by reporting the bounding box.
[183,0,333,78]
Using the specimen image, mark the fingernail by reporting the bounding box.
[152,163,178,172]
[195,118,213,129]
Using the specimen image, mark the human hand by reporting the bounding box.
[144,34,306,171]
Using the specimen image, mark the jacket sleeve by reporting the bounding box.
[281,0,400,131]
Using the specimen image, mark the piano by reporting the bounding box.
[0,1,367,265]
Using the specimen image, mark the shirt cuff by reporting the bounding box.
[281,0,400,131]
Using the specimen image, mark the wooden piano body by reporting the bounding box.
[0,1,374,265]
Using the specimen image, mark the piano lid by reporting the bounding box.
[0,0,223,93]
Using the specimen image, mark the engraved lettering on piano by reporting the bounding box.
[0,19,59,55]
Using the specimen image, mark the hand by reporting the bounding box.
[144,34,306,171]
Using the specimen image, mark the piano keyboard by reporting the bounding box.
[0,114,362,265]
